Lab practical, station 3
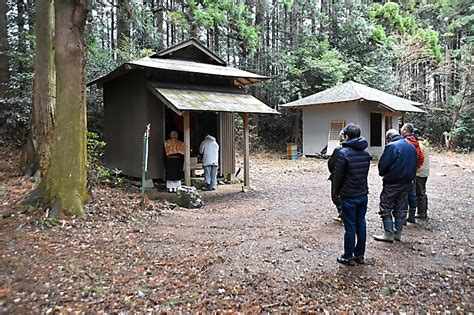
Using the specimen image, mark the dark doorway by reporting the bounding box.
[165,108,184,141]
[190,111,218,156]
[164,108,218,157]
[370,112,382,147]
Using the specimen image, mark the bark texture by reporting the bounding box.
[33,0,56,174]
[0,0,8,98]
[117,0,132,49]
[43,0,88,217]
[16,0,26,74]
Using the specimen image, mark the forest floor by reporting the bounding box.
[0,146,473,313]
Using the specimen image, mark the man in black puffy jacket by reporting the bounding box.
[332,124,371,266]
[373,129,417,243]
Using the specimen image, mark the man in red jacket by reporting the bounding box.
[401,123,424,223]
[401,123,424,168]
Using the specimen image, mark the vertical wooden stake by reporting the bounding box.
[184,111,191,186]
[243,113,250,188]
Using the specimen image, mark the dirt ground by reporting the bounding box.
[0,147,473,312]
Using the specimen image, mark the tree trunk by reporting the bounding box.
[110,0,115,52]
[0,0,9,98]
[254,0,264,73]
[290,0,298,48]
[166,0,170,46]
[291,110,301,143]
[444,34,452,101]
[117,0,132,50]
[213,24,219,54]
[189,17,198,38]
[17,0,26,74]
[42,0,88,217]
[156,0,164,47]
[32,0,55,176]
[27,0,35,36]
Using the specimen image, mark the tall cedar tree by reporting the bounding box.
[41,0,88,217]
[0,0,8,98]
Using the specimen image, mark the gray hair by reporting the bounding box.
[401,123,414,134]
[386,129,399,141]
[170,130,178,138]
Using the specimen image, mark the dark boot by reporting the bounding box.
[415,201,428,219]
[415,213,428,219]
[394,220,404,241]
[406,208,416,224]
[373,219,394,243]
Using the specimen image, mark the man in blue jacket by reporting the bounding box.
[374,129,417,243]
[332,124,371,266]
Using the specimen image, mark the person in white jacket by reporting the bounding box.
[414,130,430,219]
[199,134,219,190]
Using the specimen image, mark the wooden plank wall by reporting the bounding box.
[104,72,147,178]
[146,90,165,179]
[219,112,235,176]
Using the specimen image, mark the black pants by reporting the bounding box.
[165,155,184,180]
[379,181,413,221]
[330,179,341,212]
[416,176,428,216]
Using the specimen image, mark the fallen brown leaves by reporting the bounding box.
[0,146,473,312]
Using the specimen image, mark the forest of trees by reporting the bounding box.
[1,0,472,149]
[0,0,472,215]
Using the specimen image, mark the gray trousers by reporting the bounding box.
[379,181,413,221]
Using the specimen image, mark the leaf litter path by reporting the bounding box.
[0,149,473,312]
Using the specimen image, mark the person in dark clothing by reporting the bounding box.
[327,130,345,223]
[332,124,371,266]
[374,129,417,243]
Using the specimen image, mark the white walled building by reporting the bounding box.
[281,81,425,157]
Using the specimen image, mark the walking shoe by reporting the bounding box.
[201,185,212,191]
[415,214,428,220]
[337,256,356,266]
[354,256,365,265]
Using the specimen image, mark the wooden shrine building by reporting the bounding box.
[88,38,278,187]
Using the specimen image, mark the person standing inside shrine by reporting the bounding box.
[164,130,185,192]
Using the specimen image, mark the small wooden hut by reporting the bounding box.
[88,38,278,187]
